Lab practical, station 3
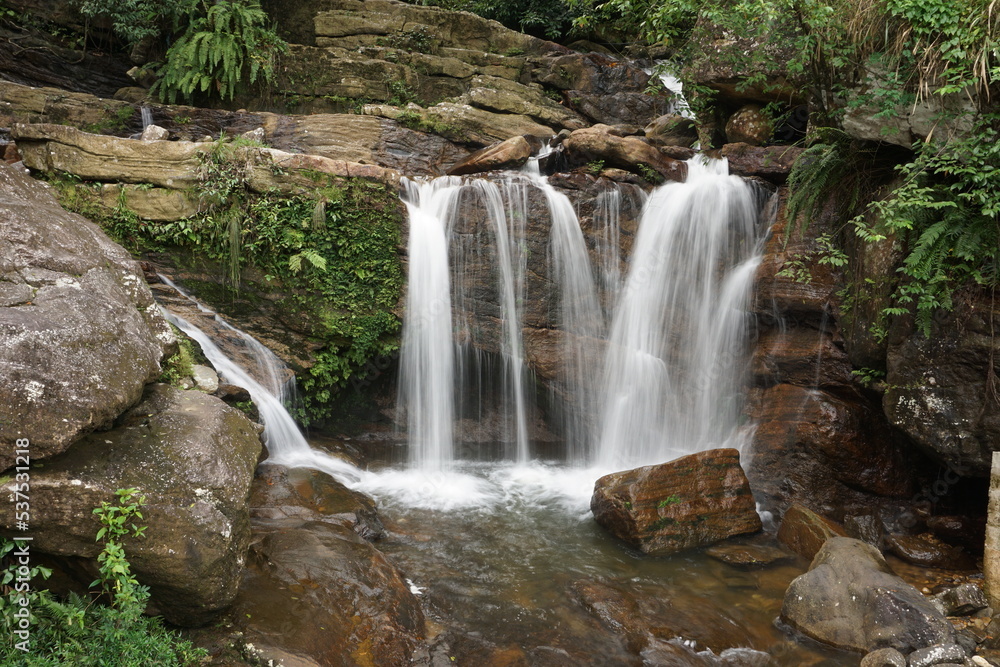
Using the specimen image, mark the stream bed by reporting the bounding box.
[341,455,859,666]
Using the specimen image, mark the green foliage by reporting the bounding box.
[76,0,195,45]
[852,367,886,386]
[151,0,286,104]
[855,115,1000,336]
[405,0,579,39]
[586,159,605,175]
[0,491,203,666]
[158,325,196,386]
[636,163,664,184]
[776,233,849,284]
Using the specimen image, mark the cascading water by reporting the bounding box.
[155,275,362,482]
[596,157,763,469]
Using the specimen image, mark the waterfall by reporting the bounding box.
[140,106,153,130]
[596,157,762,469]
[155,276,362,483]
[521,160,602,463]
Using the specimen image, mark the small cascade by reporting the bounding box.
[596,157,763,469]
[140,106,153,130]
[155,276,361,483]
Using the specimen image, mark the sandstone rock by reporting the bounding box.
[99,183,202,221]
[781,537,956,653]
[883,290,1000,477]
[886,533,975,570]
[0,161,171,468]
[3,141,20,164]
[140,124,169,141]
[591,448,761,556]
[776,504,846,560]
[562,125,686,183]
[233,520,424,665]
[644,114,698,148]
[0,384,262,625]
[463,74,587,130]
[567,91,673,129]
[192,364,220,393]
[720,143,804,185]
[705,543,793,569]
[419,102,555,147]
[249,463,385,541]
[861,647,907,667]
[447,135,536,176]
[932,583,989,617]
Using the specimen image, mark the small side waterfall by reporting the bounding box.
[155,276,362,483]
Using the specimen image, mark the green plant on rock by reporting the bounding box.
[0,491,204,665]
[158,325,196,386]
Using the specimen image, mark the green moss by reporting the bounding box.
[158,325,196,386]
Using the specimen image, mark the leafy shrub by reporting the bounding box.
[0,490,204,665]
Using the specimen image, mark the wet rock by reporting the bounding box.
[882,290,1000,477]
[927,515,986,551]
[908,643,968,667]
[562,125,687,183]
[191,364,219,393]
[781,537,956,653]
[591,448,761,556]
[3,141,19,164]
[720,143,804,185]
[886,533,975,569]
[746,383,911,516]
[140,124,169,141]
[725,105,772,146]
[845,514,885,550]
[705,543,794,569]
[860,647,907,667]
[645,114,698,148]
[249,463,384,540]
[932,583,989,617]
[233,520,424,666]
[0,384,262,625]
[776,504,846,560]
[408,101,555,147]
[572,578,761,655]
[0,161,171,468]
[415,630,530,667]
[447,135,537,176]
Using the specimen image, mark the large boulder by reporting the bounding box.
[447,135,538,176]
[0,161,171,468]
[0,384,263,626]
[230,463,424,666]
[591,448,762,555]
[781,537,956,653]
[562,125,687,182]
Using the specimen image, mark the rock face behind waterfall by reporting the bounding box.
[0,161,171,468]
[591,449,762,555]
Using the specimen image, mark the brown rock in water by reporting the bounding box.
[705,543,794,569]
[721,143,804,185]
[777,504,847,560]
[590,448,762,556]
[886,533,976,570]
[447,135,539,176]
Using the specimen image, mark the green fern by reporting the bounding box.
[152,0,286,104]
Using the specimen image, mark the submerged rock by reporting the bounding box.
[0,161,171,468]
[886,533,976,570]
[0,384,262,625]
[591,448,762,556]
[705,543,794,569]
[781,537,956,654]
